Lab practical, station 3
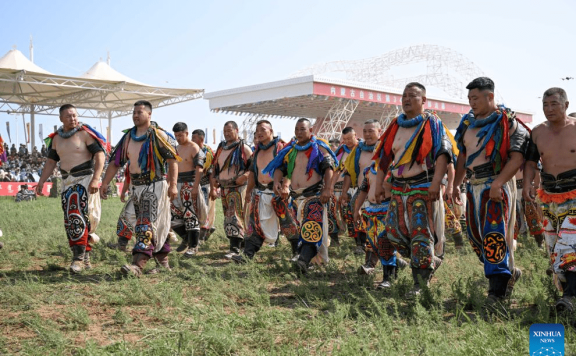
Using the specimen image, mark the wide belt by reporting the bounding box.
[541,169,576,193]
[392,170,434,187]
[131,172,165,186]
[177,171,196,183]
[466,162,498,180]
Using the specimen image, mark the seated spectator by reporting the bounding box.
[14,184,36,202]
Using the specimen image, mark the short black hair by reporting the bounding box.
[59,104,76,114]
[256,120,273,128]
[192,129,205,138]
[342,127,354,135]
[466,77,495,92]
[364,119,381,128]
[569,112,576,118]
[172,122,188,132]
[405,82,426,95]
[134,100,153,112]
[543,87,568,103]
[224,121,238,130]
[296,118,311,126]
[329,138,340,145]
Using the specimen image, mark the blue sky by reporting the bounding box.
[1,0,575,149]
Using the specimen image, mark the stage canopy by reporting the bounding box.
[0,48,203,147]
[204,75,533,141]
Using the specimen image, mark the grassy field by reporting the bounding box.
[0,195,574,355]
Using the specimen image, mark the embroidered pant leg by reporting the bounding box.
[541,197,576,292]
[170,182,200,235]
[386,191,411,260]
[342,188,357,238]
[297,196,328,265]
[61,174,94,251]
[272,196,299,243]
[327,195,339,235]
[444,201,464,247]
[365,202,397,267]
[132,181,171,259]
[523,197,545,236]
[468,179,514,278]
[406,191,437,270]
[221,186,246,241]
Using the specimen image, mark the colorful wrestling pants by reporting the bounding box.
[220,183,247,239]
[386,179,445,270]
[61,172,101,251]
[333,181,348,233]
[200,175,216,231]
[465,176,516,277]
[293,190,329,264]
[362,200,398,266]
[515,180,545,239]
[246,187,299,243]
[444,201,463,238]
[170,173,207,233]
[116,177,171,257]
[539,188,576,288]
[342,188,359,238]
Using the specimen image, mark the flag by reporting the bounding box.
[213,129,216,144]
[53,125,57,133]
[6,122,10,142]
[26,122,30,143]
[0,135,6,166]
[205,128,208,144]
[39,124,43,140]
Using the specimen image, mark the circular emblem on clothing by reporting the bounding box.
[301,221,322,243]
[483,232,507,264]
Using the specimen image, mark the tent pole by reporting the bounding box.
[108,111,112,144]
[30,106,35,151]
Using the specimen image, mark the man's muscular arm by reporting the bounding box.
[235,144,253,186]
[452,151,467,205]
[490,151,523,202]
[166,158,178,200]
[523,161,538,202]
[100,163,120,199]
[429,154,449,201]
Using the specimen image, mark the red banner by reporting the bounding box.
[0,182,125,196]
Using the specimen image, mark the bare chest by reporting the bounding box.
[55,134,84,153]
[256,148,274,172]
[177,144,194,162]
[127,140,144,162]
[218,148,233,168]
[391,127,416,156]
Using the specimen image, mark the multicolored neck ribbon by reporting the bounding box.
[202,144,214,171]
[373,112,457,175]
[45,123,109,155]
[262,135,338,180]
[454,105,518,171]
[252,137,285,175]
[108,121,181,180]
[334,141,357,171]
[213,139,251,176]
[343,139,376,187]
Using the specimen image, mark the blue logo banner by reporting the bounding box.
[530,323,564,356]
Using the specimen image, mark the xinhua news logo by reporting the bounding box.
[530,323,564,356]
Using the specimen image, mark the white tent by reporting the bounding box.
[0,49,203,147]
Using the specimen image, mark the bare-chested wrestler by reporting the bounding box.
[341,120,382,271]
[191,129,216,242]
[37,104,107,273]
[171,122,206,258]
[233,120,299,263]
[525,88,576,312]
[331,127,359,247]
[263,118,337,273]
[211,121,253,259]
[373,82,453,296]
[453,77,529,306]
[100,100,180,276]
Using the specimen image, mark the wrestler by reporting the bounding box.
[233,120,299,263]
[36,104,107,273]
[453,77,529,306]
[331,127,359,246]
[374,82,454,296]
[191,129,216,242]
[171,122,205,258]
[100,100,180,276]
[210,121,253,259]
[263,118,337,273]
[342,120,382,266]
[524,87,576,312]
[354,164,408,287]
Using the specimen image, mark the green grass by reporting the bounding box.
[0,196,574,355]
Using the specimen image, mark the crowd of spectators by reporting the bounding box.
[0,142,126,183]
